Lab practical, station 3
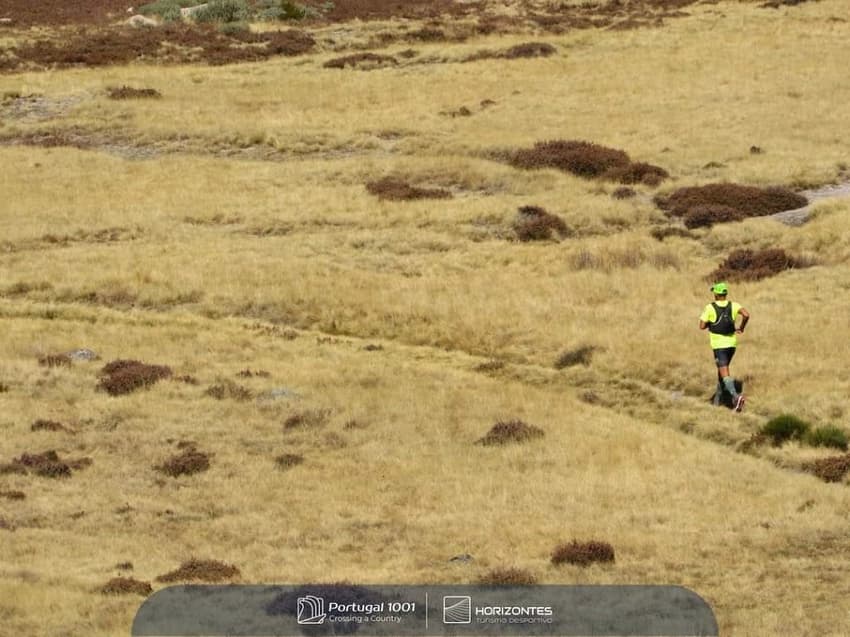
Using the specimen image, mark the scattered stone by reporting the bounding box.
[125,14,157,27]
[66,348,99,361]
[256,388,302,403]
[180,3,208,18]
[449,553,474,563]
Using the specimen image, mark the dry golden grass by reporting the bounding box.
[2,1,850,635]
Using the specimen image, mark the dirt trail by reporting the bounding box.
[772,180,850,226]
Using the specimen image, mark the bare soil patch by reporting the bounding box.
[275,453,304,470]
[156,558,240,583]
[551,540,615,567]
[100,577,153,596]
[476,419,544,446]
[106,85,161,99]
[464,41,556,62]
[512,205,571,242]
[324,52,397,69]
[98,359,173,396]
[478,567,537,585]
[31,419,69,432]
[366,177,452,201]
[655,183,807,219]
[506,140,667,185]
[709,248,814,282]
[155,447,211,477]
[283,409,331,430]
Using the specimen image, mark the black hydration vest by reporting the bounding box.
[709,302,735,335]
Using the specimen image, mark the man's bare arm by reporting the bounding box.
[737,308,750,333]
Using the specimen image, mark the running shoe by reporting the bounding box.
[734,394,746,412]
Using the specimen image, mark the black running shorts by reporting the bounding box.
[713,347,736,368]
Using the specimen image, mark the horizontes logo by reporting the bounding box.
[297,595,326,625]
[443,596,472,624]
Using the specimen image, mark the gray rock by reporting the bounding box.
[448,553,474,563]
[66,348,99,361]
[125,14,157,27]
[257,387,302,402]
[180,3,208,18]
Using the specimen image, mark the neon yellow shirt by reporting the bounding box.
[700,301,742,349]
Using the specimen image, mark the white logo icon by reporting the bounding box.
[297,595,326,625]
[443,596,472,624]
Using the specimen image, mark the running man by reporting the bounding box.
[699,282,750,411]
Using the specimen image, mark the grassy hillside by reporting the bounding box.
[1,1,850,635]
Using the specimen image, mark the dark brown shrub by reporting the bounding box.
[474,359,505,372]
[98,360,172,396]
[503,42,557,58]
[0,518,15,532]
[237,369,271,378]
[512,206,571,241]
[478,568,538,585]
[465,42,556,62]
[650,226,695,241]
[551,540,615,566]
[655,183,807,218]
[683,205,744,229]
[100,577,153,596]
[366,177,452,201]
[205,380,253,401]
[554,345,598,369]
[0,490,25,500]
[710,248,813,282]
[510,140,630,178]
[323,52,397,69]
[156,558,241,583]
[607,161,669,186]
[31,419,66,432]
[10,450,89,478]
[803,454,850,483]
[116,561,134,570]
[275,453,304,470]
[283,409,331,430]
[38,353,71,368]
[476,419,544,446]
[156,449,210,477]
[612,186,636,199]
[173,375,199,385]
[106,86,161,99]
